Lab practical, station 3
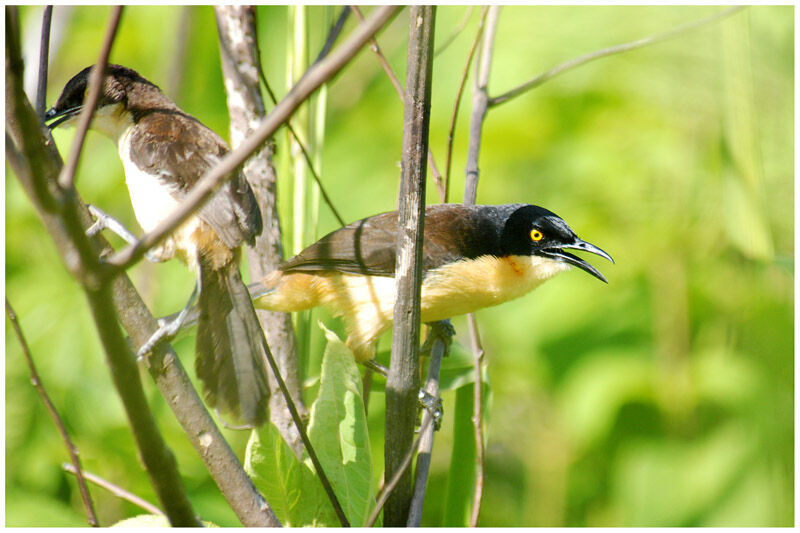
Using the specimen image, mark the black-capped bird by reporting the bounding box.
[253,203,613,362]
[46,64,269,425]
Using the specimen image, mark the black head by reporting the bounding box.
[45,64,157,129]
[500,204,614,282]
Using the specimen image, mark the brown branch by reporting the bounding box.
[6,299,99,527]
[385,6,436,526]
[214,2,305,456]
[467,313,485,526]
[35,5,53,121]
[407,322,451,526]
[351,5,446,202]
[443,7,488,203]
[62,463,164,517]
[57,6,122,190]
[106,6,399,272]
[488,6,745,107]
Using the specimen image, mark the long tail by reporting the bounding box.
[195,257,269,425]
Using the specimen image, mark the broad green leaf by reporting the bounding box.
[245,422,305,525]
[306,323,375,526]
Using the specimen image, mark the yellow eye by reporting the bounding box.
[530,229,544,242]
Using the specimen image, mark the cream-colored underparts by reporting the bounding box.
[256,254,570,360]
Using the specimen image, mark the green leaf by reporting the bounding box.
[306,323,376,526]
[245,422,305,526]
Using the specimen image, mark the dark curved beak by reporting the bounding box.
[44,106,82,130]
[540,238,614,283]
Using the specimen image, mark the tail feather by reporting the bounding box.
[196,258,269,425]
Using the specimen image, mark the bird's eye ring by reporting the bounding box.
[530,229,544,242]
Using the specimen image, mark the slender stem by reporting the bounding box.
[462,7,500,525]
[463,6,499,206]
[444,7,488,203]
[489,6,746,107]
[385,6,436,525]
[62,463,164,517]
[106,6,399,272]
[57,6,122,190]
[467,313,485,526]
[6,299,99,527]
[407,323,451,526]
[35,5,53,122]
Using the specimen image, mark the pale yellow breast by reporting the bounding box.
[419,254,570,322]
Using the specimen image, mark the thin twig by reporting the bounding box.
[351,5,446,202]
[6,299,100,527]
[62,463,164,517]
[351,5,403,97]
[57,6,122,190]
[35,5,52,121]
[366,415,434,527]
[434,6,475,57]
[407,322,451,526]
[106,7,399,272]
[443,7,488,203]
[467,313,485,527]
[489,6,746,107]
[463,6,499,206]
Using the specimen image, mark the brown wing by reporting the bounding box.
[129,111,262,248]
[280,204,523,277]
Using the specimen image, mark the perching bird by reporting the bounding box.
[46,64,269,425]
[253,203,613,362]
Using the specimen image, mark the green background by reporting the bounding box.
[6,6,793,526]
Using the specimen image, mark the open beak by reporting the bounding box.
[540,238,614,283]
[44,106,82,130]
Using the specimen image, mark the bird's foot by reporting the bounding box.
[420,319,455,358]
[418,389,443,430]
[361,359,444,429]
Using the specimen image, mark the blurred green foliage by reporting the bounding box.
[5,5,793,527]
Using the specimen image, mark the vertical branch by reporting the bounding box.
[463,6,499,205]
[467,313,486,526]
[6,299,99,527]
[214,4,306,455]
[463,6,500,525]
[443,7,488,203]
[35,5,52,121]
[385,5,436,526]
[407,323,452,526]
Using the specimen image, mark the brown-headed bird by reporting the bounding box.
[46,64,269,425]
